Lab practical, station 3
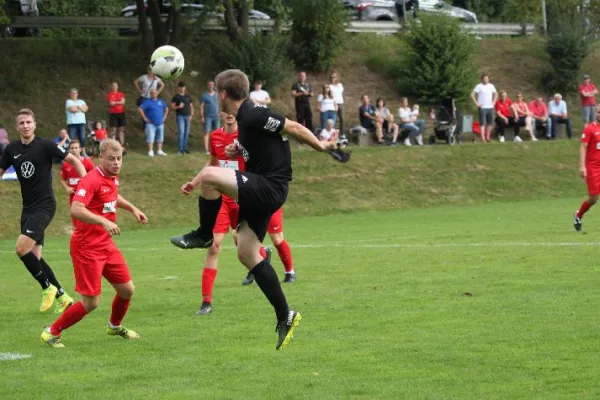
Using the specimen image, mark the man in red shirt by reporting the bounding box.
[574,108,600,231]
[41,139,148,348]
[494,90,517,142]
[59,140,95,207]
[579,74,598,128]
[107,82,127,149]
[528,96,550,139]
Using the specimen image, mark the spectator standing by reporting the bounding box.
[470,74,498,143]
[359,94,384,145]
[199,80,220,154]
[329,70,345,135]
[579,74,598,128]
[65,88,88,149]
[375,98,400,146]
[317,84,338,131]
[138,89,169,157]
[0,123,9,156]
[291,71,314,133]
[528,96,550,139]
[249,80,271,106]
[512,93,537,142]
[107,82,127,148]
[171,81,194,155]
[134,66,165,106]
[398,97,424,146]
[548,93,573,139]
[494,90,516,143]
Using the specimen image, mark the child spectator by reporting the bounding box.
[249,80,271,107]
[93,121,108,143]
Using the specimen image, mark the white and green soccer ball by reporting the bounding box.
[150,45,185,80]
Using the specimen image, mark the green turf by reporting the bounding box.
[1,199,600,399]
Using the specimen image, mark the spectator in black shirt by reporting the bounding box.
[169,69,337,350]
[0,108,87,314]
[291,71,314,133]
[171,81,194,155]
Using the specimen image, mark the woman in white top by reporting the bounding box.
[375,98,400,146]
[329,70,345,134]
[249,80,271,106]
[317,84,338,131]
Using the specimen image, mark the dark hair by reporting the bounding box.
[254,80,263,85]
[215,69,250,101]
[481,73,489,80]
[376,97,385,107]
[178,81,186,87]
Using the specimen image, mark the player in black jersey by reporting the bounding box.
[174,69,338,350]
[0,109,88,314]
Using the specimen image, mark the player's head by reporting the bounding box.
[99,139,123,176]
[69,140,82,158]
[15,108,36,141]
[111,82,119,91]
[223,113,236,127]
[215,69,250,114]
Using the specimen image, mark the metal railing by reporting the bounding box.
[10,16,536,36]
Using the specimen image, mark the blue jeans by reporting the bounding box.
[176,114,191,152]
[67,123,86,147]
[204,115,220,133]
[401,119,425,136]
[320,110,337,130]
[145,123,164,144]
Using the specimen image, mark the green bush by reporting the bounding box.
[288,0,347,71]
[398,16,477,106]
[209,34,292,93]
[542,25,588,94]
[37,0,124,38]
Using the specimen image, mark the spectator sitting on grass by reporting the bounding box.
[359,94,384,145]
[319,119,339,142]
[0,123,8,156]
[398,97,424,146]
[528,96,550,139]
[548,93,573,139]
[511,93,537,142]
[375,98,400,146]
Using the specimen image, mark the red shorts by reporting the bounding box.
[267,208,284,234]
[587,167,600,196]
[71,242,131,296]
[214,201,240,234]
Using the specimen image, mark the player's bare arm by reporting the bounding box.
[117,195,148,224]
[137,107,149,123]
[71,201,121,236]
[59,175,75,195]
[0,168,4,179]
[64,153,87,178]
[283,119,337,152]
[580,142,588,178]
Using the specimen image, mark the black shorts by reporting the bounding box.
[20,205,56,246]
[109,113,126,128]
[235,171,288,242]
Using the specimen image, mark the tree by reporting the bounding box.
[399,16,477,105]
[136,0,185,58]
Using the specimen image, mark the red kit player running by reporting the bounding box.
[575,108,600,231]
[41,139,148,348]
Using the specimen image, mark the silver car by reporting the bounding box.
[342,0,477,23]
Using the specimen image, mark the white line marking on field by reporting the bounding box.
[0,353,32,361]
[161,276,178,280]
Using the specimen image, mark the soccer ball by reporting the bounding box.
[150,45,185,80]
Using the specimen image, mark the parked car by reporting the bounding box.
[120,1,270,20]
[419,0,478,23]
[342,0,477,23]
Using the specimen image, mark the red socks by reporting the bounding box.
[202,267,218,303]
[50,301,88,336]
[259,247,267,259]
[109,295,131,327]
[275,240,294,273]
[577,200,592,219]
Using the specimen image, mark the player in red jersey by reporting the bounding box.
[59,140,95,206]
[41,139,148,348]
[574,108,600,231]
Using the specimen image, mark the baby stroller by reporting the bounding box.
[428,99,460,145]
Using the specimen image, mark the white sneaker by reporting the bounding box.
[403,138,412,146]
[416,134,424,146]
[157,150,167,156]
[532,137,538,142]
[148,150,154,157]
[514,136,523,143]
[499,135,505,143]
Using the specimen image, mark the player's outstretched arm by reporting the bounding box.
[64,153,88,178]
[580,142,588,178]
[117,195,148,224]
[283,119,337,152]
[71,201,121,236]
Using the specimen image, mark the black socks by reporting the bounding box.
[251,260,289,322]
[39,258,65,298]
[20,252,50,290]
[198,195,222,236]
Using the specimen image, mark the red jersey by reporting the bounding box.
[582,123,600,167]
[528,100,547,118]
[94,129,108,141]
[71,167,120,249]
[107,91,125,114]
[579,83,597,106]
[495,98,513,118]
[61,157,95,203]
[209,127,246,203]
[513,100,528,117]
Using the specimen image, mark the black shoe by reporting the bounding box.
[196,301,212,315]
[283,272,296,283]
[276,310,302,350]
[169,230,213,249]
[242,272,255,285]
[574,212,582,232]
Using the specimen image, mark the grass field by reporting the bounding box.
[2,199,600,399]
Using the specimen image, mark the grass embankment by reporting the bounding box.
[0,139,583,240]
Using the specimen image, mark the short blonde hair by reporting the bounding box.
[16,108,35,122]
[99,138,123,154]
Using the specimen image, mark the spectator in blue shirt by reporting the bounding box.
[138,89,169,157]
[548,93,573,139]
[53,129,71,163]
[199,81,220,154]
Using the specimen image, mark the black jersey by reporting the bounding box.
[0,137,67,210]
[236,100,291,183]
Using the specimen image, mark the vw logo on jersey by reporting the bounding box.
[21,161,35,179]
